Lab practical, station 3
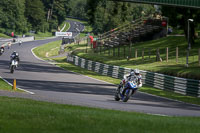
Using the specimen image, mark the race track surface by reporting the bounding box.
[0,20,200,117]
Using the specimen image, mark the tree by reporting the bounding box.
[0,0,28,33]
[161,6,200,45]
[87,0,155,34]
[25,0,46,32]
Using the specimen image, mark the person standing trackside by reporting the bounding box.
[19,40,22,46]
[8,41,11,49]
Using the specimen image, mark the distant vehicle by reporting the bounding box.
[10,59,18,73]
[10,51,20,73]
[0,46,4,55]
[19,40,22,46]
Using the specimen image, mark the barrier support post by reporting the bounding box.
[199,48,200,66]
[176,47,178,63]
[166,47,168,62]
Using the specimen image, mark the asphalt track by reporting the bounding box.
[0,20,200,117]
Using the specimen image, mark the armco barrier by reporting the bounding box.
[67,54,200,97]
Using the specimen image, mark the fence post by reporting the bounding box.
[176,47,178,63]
[135,49,137,59]
[129,44,132,58]
[149,48,151,59]
[113,47,115,56]
[142,48,144,61]
[100,42,102,54]
[156,48,162,62]
[166,47,168,62]
[199,49,200,66]
[118,47,120,57]
[124,45,126,58]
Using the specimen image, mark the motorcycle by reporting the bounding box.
[10,59,18,73]
[0,47,4,55]
[115,78,138,102]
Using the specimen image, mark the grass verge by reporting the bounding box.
[0,33,11,38]
[0,78,22,92]
[0,96,200,133]
[73,36,200,80]
[33,40,61,58]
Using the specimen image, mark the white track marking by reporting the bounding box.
[0,76,35,95]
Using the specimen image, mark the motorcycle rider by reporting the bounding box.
[119,69,142,94]
[0,46,4,54]
[19,40,22,46]
[10,51,20,66]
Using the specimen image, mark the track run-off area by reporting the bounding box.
[0,20,200,117]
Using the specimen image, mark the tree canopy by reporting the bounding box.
[0,0,70,34]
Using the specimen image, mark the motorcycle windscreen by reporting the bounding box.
[12,60,18,65]
[127,82,137,90]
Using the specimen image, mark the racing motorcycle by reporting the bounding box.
[10,59,18,73]
[0,47,4,56]
[114,78,138,102]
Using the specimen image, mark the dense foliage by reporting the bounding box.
[161,6,200,45]
[0,0,69,34]
[86,0,155,34]
[0,0,155,35]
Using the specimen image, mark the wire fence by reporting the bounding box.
[84,41,200,67]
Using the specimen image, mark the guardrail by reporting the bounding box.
[67,54,200,98]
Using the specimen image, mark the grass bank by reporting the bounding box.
[73,36,200,80]
[0,33,11,38]
[0,96,200,133]
[33,40,62,58]
[60,21,70,32]
[0,78,21,92]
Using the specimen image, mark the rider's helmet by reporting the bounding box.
[12,51,18,56]
[134,69,140,76]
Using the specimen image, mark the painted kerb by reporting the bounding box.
[67,54,200,97]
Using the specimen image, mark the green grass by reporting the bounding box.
[72,36,200,80]
[0,96,200,133]
[0,78,22,92]
[0,78,13,91]
[33,40,61,58]
[59,21,70,32]
[0,33,11,38]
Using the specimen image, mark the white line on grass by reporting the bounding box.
[0,76,35,95]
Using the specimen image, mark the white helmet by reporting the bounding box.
[134,69,140,76]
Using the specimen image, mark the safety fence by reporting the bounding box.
[67,54,200,97]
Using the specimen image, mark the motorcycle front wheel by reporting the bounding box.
[114,86,121,101]
[122,89,133,102]
[10,65,15,73]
